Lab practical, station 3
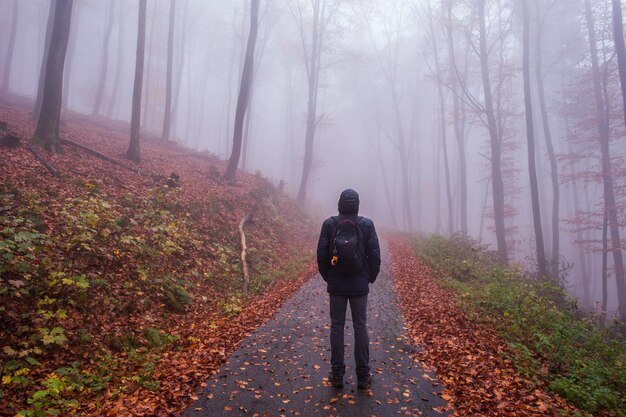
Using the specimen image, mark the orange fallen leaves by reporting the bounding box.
[0,99,317,416]
[388,237,577,417]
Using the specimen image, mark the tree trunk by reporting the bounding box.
[297,0,325,205]
[389,85,413,231]
[241,93,254,170]
[106,0,125,119]
[170,1,189,139]
[33,0,57,121]
[142,0,156,129]
[32,0,73,154]
[612,0,626,134]
[446,0,468,234]
[224,0,259,181]
[375,125,399,230]
[161,0,175,142]
[62,0,79,110]
[2,0,18,93]
[127,0,147,163]
[478,0,507,264]
[601,205,608,324]
[522,0,547,278]
[585,0,626,323]
[184,44,194,143]
[427,0,453,234]
[93,0,115,116]
[535,0,560,278]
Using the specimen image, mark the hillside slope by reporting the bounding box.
[0,97,317,416]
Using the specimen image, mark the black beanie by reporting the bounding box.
[338,189,359,215]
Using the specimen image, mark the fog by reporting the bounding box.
[2,0,626,317]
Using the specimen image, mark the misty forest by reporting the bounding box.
[1,0,626,416]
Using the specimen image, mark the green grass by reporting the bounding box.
[414,233,626,417]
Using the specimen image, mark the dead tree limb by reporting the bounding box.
[239,210,255,293]
[60,138,140,174]
[27,143,60,177]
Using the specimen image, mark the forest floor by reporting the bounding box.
[181,241,450,417]
[389,238,578,417]
[180,238,580,417]
[0,95,317,416]
[0,96,589,417]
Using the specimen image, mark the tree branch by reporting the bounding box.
[27,142,60,177]
[239,209,255,293]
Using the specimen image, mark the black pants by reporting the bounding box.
[329,294,369,379]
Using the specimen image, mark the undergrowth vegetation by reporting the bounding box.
[0,176,314,416]
[415,234,626,417]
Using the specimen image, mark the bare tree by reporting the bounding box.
[170,0,190,139]
[2,0,18,93]
[534,0,560,277]
[585,0,626,323]
[424,0,454,234]
[522,0,547,278]
[444,0,469,235]
[242,2,277,170]
[224,0,260,181]
[612,0,626,133]
[33,0,58,121]
[477,0,508,263]
[32,0,73,153]
[62,0,80,110]
[292,0,329,205]
[363,2,415,230]
[127,0,147,162]
[93,0,115,116]
[142,0,157,130]
[105,0,126,119]
[161,0,176,142]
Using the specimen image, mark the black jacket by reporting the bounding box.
[316,190,381,296]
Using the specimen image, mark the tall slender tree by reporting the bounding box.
[585,0,626,323]
[161,0,176,142]
[32,0,73,153]
[62,0,80,110]
[477,0,508,264]
[92,0,115,115]
[522,0,547,278]
[534,0,560,278]
[294,0,326,205]
[33,0,58,121]
[224,0,260,180]
[612,0,626,133]
[363,2,414,229]
[445,0,469,235]
[2,0,18,93]
[127,0,147,162]
[170,0,190,138]
[425,0,454,234]
[106,0,126,119]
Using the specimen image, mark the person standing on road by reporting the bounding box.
[316,189,381,390]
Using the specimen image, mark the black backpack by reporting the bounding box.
[330,216,365,276]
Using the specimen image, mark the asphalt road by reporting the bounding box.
[182,242,450,417]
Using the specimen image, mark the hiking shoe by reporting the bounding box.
[329,373,344,389]
[357,374,371,389]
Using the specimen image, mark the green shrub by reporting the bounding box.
[143,327,178,348]
[107,332,142,352]
[415,234,626,416]
[161,278,192,312]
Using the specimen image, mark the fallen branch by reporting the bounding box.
[60,138,140,174]
[239,210,255,293]
[27,143,60,177]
